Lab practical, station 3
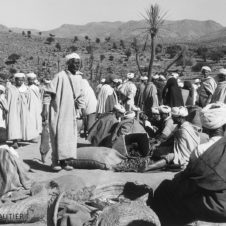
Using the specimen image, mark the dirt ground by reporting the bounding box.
[5,136,176,226]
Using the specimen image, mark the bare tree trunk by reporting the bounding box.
[148,36,155,82]
[135,52,143,77]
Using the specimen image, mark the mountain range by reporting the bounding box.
[1,19,226,43]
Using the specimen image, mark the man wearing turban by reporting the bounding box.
[7,73,34,148]
[140,106,200,171]
[119,73,137,111]
[96,74,119,115]
[198,66,217,107]
[42,53,85,171]
[211,68,226,103]
[27,73,42,139]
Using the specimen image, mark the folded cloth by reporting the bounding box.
[200,103,226,129]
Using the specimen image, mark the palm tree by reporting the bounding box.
[142,4,166,81]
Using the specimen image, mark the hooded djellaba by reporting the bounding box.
[162,74,184,107]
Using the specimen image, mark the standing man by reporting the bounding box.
[211,68,226,103]
[27,72,42,139]
[7,73,31,149]
[198,66,217,107]
[135,76,148,110]
[42,53,85,171]
[96,75,118,116]
[143,77,159,119]
[119,73,137,111]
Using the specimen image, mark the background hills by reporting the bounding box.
[0,19,225,44]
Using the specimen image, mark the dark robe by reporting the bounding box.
[143,82,158,118]
[134,82,145,109]
[153,80,165,105]
[162,77,184,107]
[87,113,118,146]
[152,137,226,225]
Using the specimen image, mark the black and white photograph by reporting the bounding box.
[0,0,226,225]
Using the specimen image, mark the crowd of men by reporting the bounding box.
[1,52,226,224]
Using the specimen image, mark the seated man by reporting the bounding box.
[143,107,161,137]
[153,105,176,144]
[140,106,200,171]
[190,102,226,163]
[152,136,226,225]
[87,104,125,146]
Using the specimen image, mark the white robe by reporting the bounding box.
[28,84,42,137]
[44,70,85,164]
[7,84,33,140]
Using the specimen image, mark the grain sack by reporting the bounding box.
[68,147,126,170]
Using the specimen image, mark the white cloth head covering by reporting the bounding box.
[14,73,25,78]
[159,75,166,81]
[200,103,226,129]
[171,72,179,79]
[201,66,211,72]
[101,78,106,83]
[127,73,135,79]
[151,107,159,114]
[140,76,148,81]
[124,111,136,119]
[65,53,80,61]
[118,79,122,84]
[0,85,5,93]
[152,74,159,80]
[194,79,201,84]
[159,105,171,114]
[34,79,39,85]
[113,104,126,114]
[27,72,37,78]
[171,106,188,117]
[177,79,184,87]
[219,68,226,75]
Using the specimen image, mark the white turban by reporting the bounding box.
[118,79,122,84]
[177,79,184,88]
[200,103,226,129]
[0,85,5,93]
[171,72,179,79]
[65,53,80,61]
[14,73,25,78]
[124,111,136,119]
[152,74,159,80]
[113,104,126,114]
[152,107,159,114]
[127,73,135,79]
[27,72,37,78]
[194,79,201,84]
[201,66,211,72]
[171,106,188,117]
[140,76,148,81]
[101,78,106,83]
[159,75,166,81]
[219,68,226,75]
[159,105,171,114]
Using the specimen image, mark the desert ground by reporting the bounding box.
[4,136,175,226]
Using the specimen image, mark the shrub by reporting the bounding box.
[45,36,55,44]
[109,55,114,61]
[192,62,210,72]
[96,38,100,43]
[8,53,21,62]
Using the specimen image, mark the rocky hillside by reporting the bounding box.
[1,19,223,43]
[41,19,224,42]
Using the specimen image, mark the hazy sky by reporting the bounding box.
[0,0,225,30]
